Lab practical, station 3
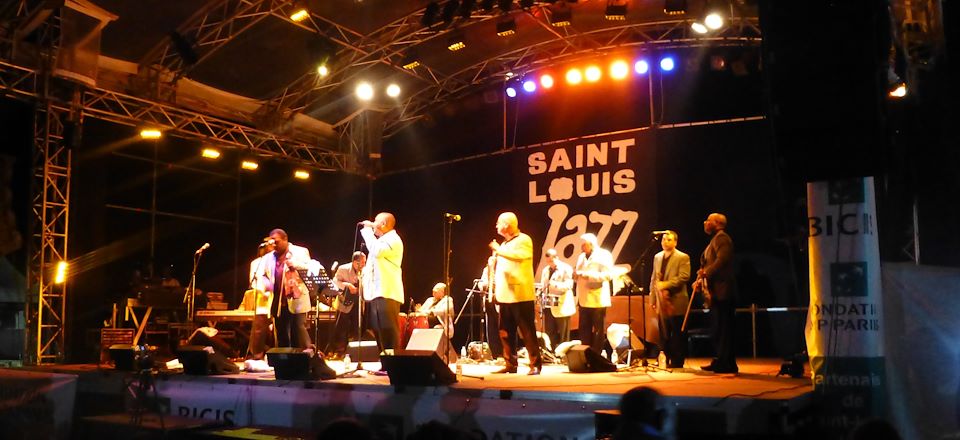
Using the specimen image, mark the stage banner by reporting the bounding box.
[0,369,78,439]
[522,130,656,275]
[805,177,886,433]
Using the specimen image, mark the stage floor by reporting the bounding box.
[12,357,812,438]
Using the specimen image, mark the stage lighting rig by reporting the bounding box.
[496,17,517,36]
[447,30,466,51]
[605,1,627,20]
[550,1,572,27]
[664,0,686,15]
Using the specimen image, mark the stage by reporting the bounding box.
[4,357,813,439]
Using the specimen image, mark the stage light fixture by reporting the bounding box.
[605,3,627,20]
[386,83,401,98]
[447,31,466,51]
[402,52,421,70]
[522,79,536,93]
[241,160,259,171]
[610,60,629,79]
[139,128,162,139]
[704,12,723,29]
[691,22,707,34]
[566,68,583,85]
[585,65,602,82]
[290,8,310,22]
[356,82,374,101]
[889,82,907,98]
[317,63,329,77]
[634,59,649,74]
[201,148,221,159]
[540,74,554,89]
[54,261,67,284]
[496,18,517,36]
[422,2,440,27]
[294,170,310,180]
[663,0,687,15]
[505,86,517,98]
[550,2,572,27]
[660,56,675,72]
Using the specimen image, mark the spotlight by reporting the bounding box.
[317,64,329,77]
[241,160,259,171]
[565,68,583,85]
[605,3,627,20]
[290,8,310,22]
[139,128,162,139]
[505,86,517,98]
[294,170,310,180]
[584,65,602,82]
[201,148,221,159]
[659,56,675,72]
[691,22,707,34]
[704,12,723,30]
[522,79,536,93]
[663,0,687,15]
[634,59,649,74]
[889,82,907,98]
[496,18,517,36]
[550,2,572,27]
[610,60,629,79]
[540,74,554,89]
[402,53,421,70]
[356,82,374,101]
[54,261,67,284]
[447,31,466,51]
[386,83,401,98]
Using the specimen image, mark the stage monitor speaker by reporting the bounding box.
[566,345,617,373]
[266,347,335,380]
[406,328,458,363]
[178,345,239,375]
[380,350,457,386]
[109,344,136,371]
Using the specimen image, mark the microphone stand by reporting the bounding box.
[441,214,456,366]
[340,227,371,378]
[625,235,661,370]
[185,250,204,322]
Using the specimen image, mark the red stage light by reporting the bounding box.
[585,65,602,82]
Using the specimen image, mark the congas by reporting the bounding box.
[400,313,429,348]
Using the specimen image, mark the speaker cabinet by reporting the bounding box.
[109,344,137,371]
[566,345,617,373]
[266,347,335,380]
[177,345,239,375]
[380,350,457,386]
[406,328,458,363]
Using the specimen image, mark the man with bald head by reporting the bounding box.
[360,212,404,361]
[489,212,542,375]
[696,212,738,374]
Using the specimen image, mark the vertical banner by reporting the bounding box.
[805,177,886,433]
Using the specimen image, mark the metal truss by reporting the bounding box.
[0,60,349,171]
[27,100,70,365]
[383,15,762,136]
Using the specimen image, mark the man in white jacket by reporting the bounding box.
[360,212,404,356]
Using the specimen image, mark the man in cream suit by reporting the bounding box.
[649,230,691,368]
[540,248,575,349]
[489,212,542,375]
[254,228,312,349]
[360,212,404,356]
[575,233,614,353]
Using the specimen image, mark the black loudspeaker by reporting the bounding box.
[566,345,617,373]
[406,328,458,363]
[109,344,137,371]
[266,347,335,380]
[178,345,239,375]
[380,350,457,386]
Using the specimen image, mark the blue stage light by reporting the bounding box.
[506,86,517,98]
[523,80,537,93]
[634,59,649,75]
[660,56,675,72]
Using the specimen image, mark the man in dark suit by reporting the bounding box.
[649,230,690,368]
[696,213,738,374]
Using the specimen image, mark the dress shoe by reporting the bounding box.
[712,365,739,374]
[492,367,517,374]
[527,366,541,376]
[700,363,716,372]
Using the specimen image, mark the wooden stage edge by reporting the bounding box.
[13,357,814,436]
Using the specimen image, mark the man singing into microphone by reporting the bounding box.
[490,212,542,375]
[253,229,312,348]
[359,213,404,365]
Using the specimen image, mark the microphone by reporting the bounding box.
[444,213,462,221]
[652,230,671,236]
[329,261,339,274]
[258,239,275,248]
[195,243,211,254]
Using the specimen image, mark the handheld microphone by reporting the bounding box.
[652,230,671,236]
[195,242,211,254]
[329,261,339,274]
[258,239,275,248]
[444,213,462,221]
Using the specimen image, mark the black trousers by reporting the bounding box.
[661,315,688,367]
[578,306,607,352]
[544,313,571,349]
[275,306,311,349]
[367,297,401,352]
[498,300,542,370]
[710,298,737,368]
[485,302,503,358]
[329,307,358,355]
